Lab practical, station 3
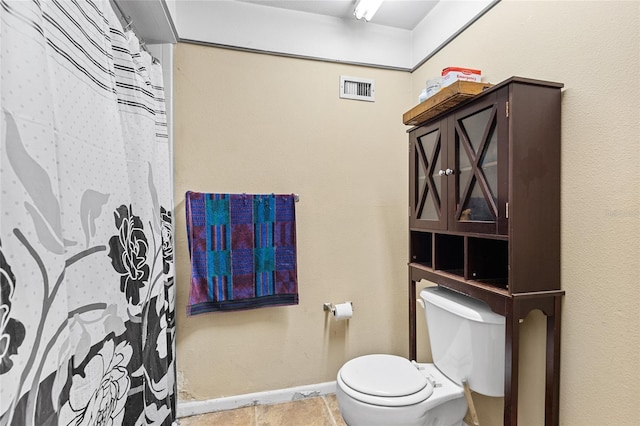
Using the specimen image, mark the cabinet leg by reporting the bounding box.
[545,296,562,426]
[504,302,520,425]
[409,279,417,361]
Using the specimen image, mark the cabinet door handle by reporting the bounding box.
[438,169,446,176]
[445,168,455,176]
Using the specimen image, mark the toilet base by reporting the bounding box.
[336,379,467,426]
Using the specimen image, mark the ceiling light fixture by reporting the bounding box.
[354,0,384,22]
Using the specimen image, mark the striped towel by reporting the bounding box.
[185,192,298,315]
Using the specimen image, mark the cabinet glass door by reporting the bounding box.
[410,121,447,230]
[451,96,502,234]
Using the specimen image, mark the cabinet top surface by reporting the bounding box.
[404,76,564,129]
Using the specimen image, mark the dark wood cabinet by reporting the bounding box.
[410,89,509,235]
[405,77,564,425]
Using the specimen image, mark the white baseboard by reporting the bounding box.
[176,381,337,418]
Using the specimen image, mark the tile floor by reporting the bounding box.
[177,393,347,426]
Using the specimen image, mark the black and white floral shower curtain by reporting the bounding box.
[0,0,175,425]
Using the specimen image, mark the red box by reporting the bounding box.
[441,67,482,87]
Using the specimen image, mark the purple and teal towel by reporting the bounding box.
[185,191,299,315]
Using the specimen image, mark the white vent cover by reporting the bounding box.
[340,75,375,102]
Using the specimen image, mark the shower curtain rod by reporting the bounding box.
[110,0,159,63]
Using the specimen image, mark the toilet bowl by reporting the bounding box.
[336,355,467,426]
[336,286,506,426]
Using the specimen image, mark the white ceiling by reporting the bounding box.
[236,0,439,30]
[125,0,499,70]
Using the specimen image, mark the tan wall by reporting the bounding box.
[174,1,640,424]
[174,45,412,399]
[411,1,640,425]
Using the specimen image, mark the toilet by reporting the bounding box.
[336,286,505,426]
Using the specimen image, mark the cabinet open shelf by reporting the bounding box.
[410,231,509,293]
[467,237,508,289]
[409,231,432,266]
[434,233,464,274]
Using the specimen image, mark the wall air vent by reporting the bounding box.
[339,75,375,102]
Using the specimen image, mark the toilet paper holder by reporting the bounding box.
[323,301,353,314]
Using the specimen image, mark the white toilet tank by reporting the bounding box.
[420,286,506,397]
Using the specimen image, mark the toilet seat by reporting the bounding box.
[338,354,434,407]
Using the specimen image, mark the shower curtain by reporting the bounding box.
[0,0,175,425]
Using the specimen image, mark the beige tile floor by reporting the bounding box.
[177,393,347,426]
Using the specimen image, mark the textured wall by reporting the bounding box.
[173,44,412,400]
[411,1,640,424]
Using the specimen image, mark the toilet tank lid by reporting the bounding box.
[420,287,505,325]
